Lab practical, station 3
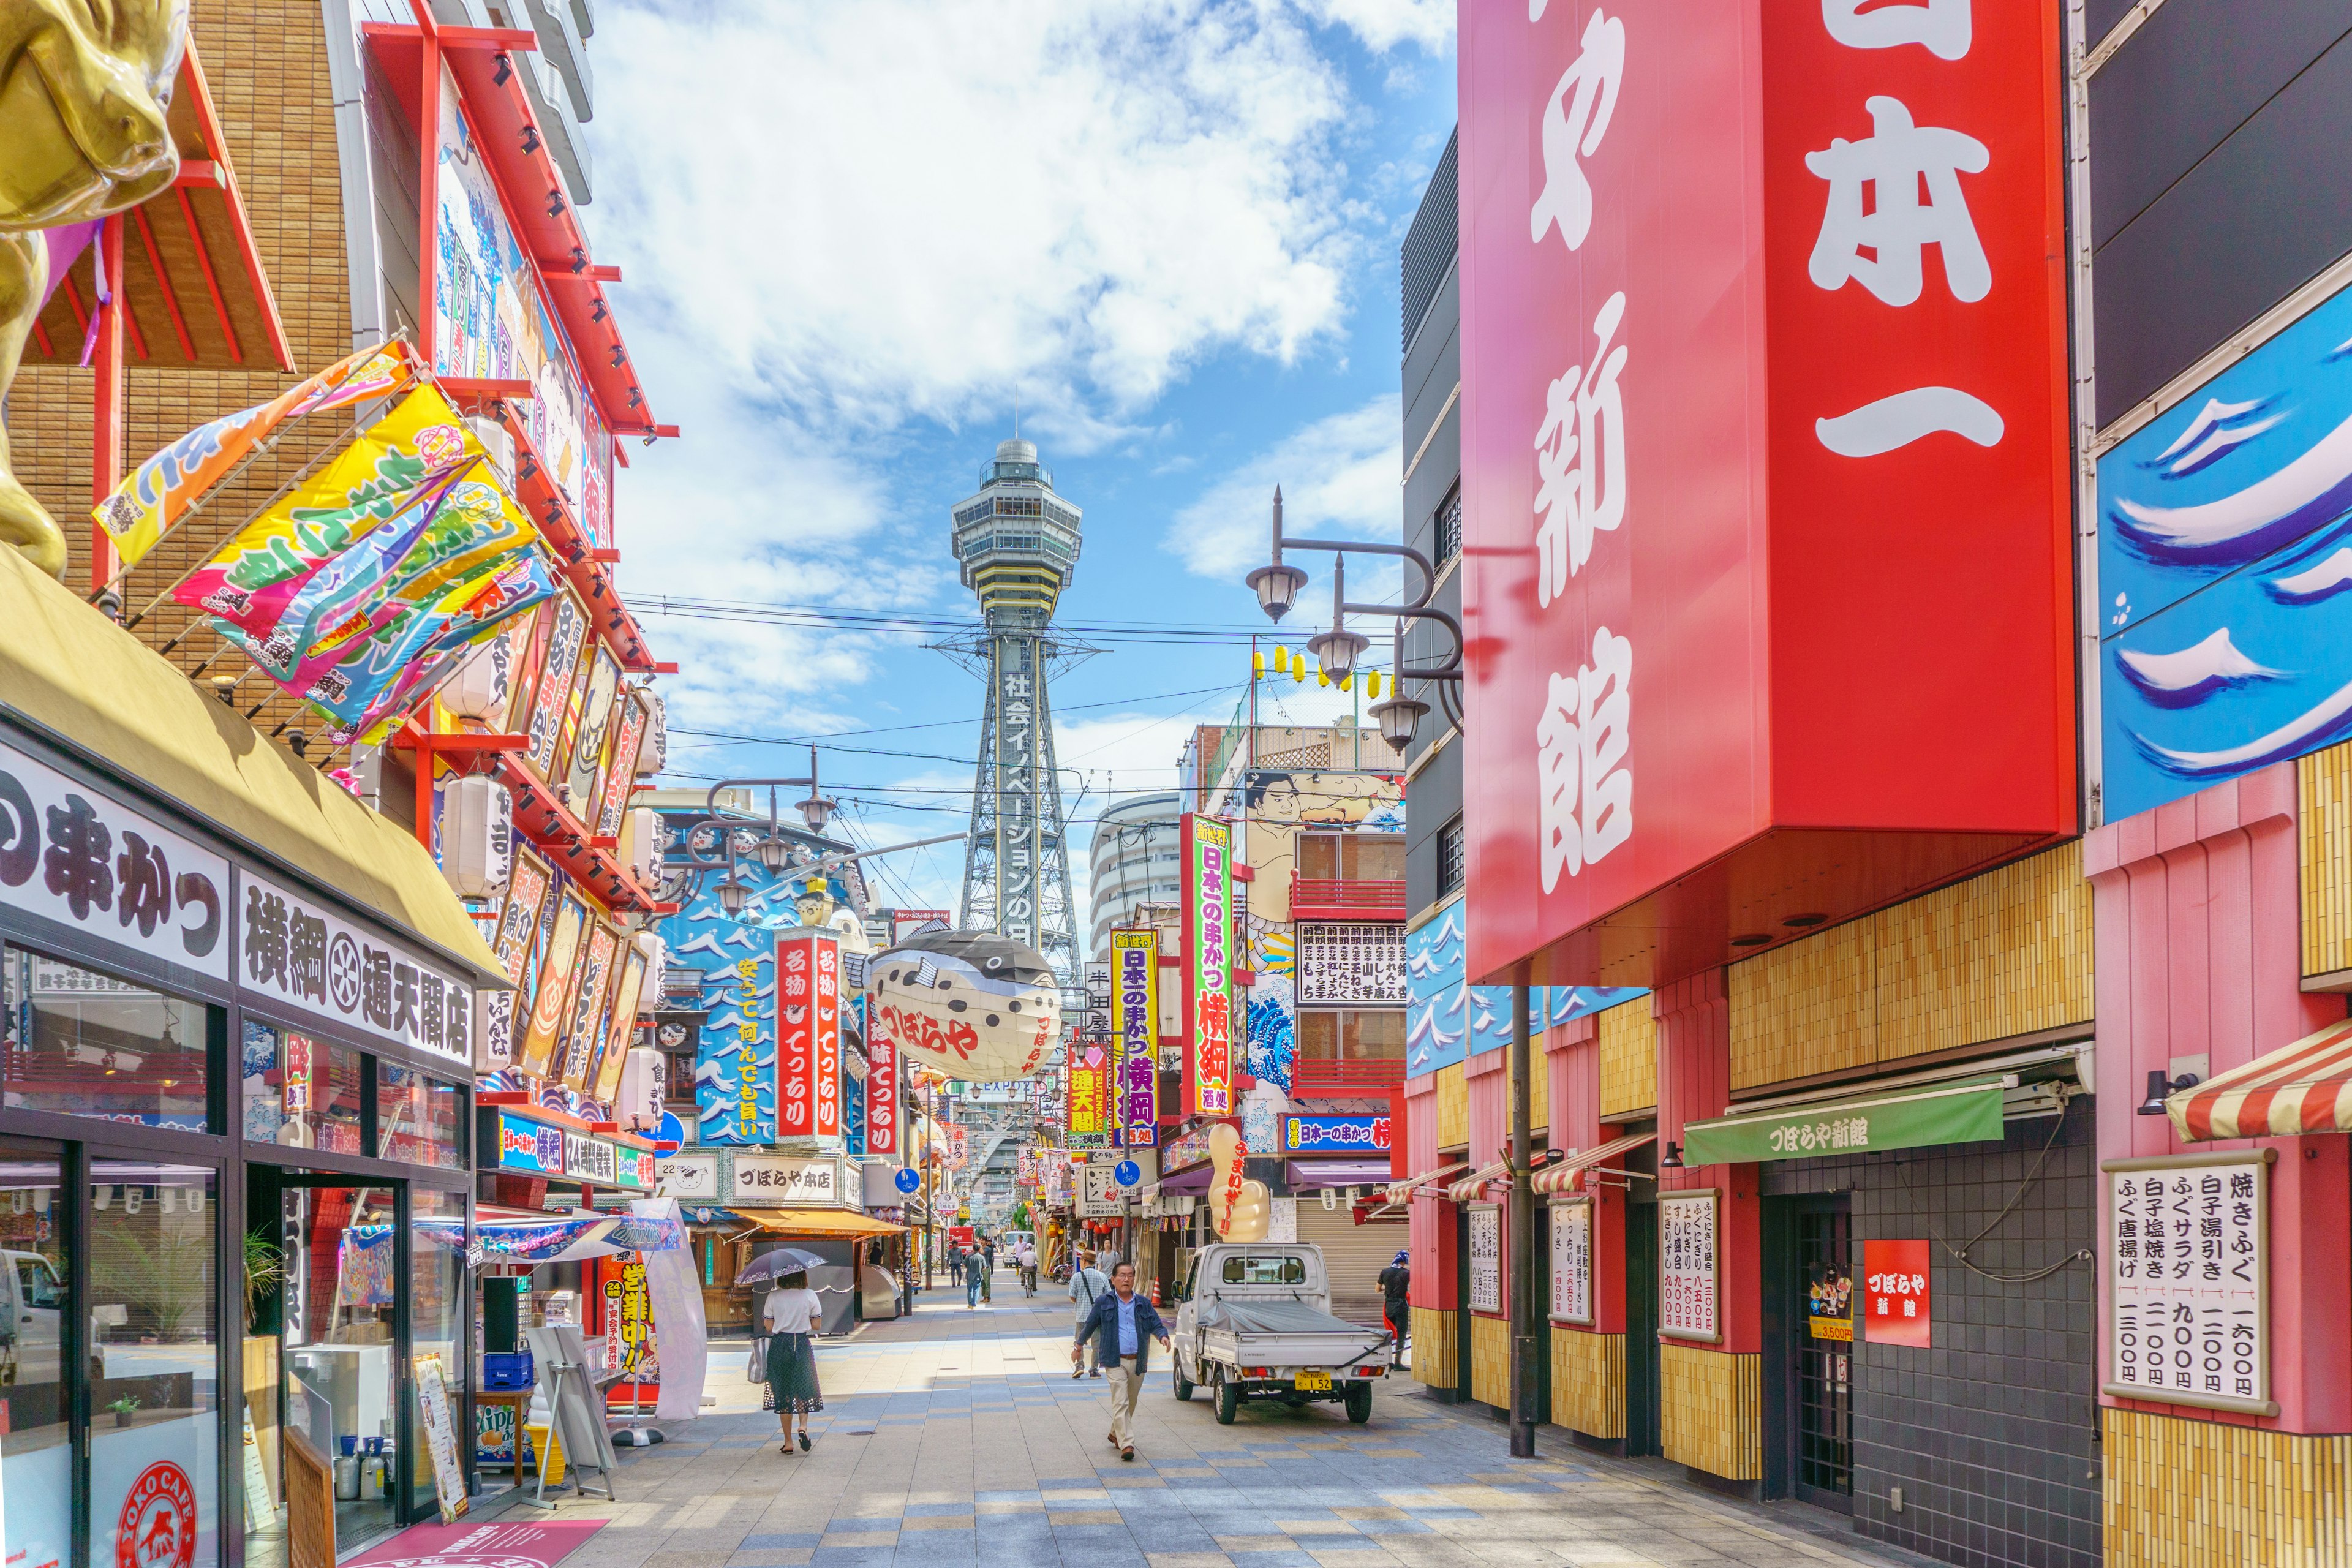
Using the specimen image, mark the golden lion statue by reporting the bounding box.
[0,0,187,579]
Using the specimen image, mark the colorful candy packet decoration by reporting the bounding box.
[96,341,418,570]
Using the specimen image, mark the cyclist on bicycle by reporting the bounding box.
[1016,1238,1039,1295]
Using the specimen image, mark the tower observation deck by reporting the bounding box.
[943,437,1085,981]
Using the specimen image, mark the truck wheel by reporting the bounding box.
[1344,1384,1372,1424]
[1172,1355,1194,1402]
[1213,1374,1242,1425]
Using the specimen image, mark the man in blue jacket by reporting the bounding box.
[1071,1261,1169,1461]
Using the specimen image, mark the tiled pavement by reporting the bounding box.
[513,1271,1934,1568]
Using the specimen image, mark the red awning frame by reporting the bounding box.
[1530,1131,1657,1194]
[1381,1159,1466,1205]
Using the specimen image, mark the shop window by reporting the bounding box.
[90,1163,218,1568]
[377,1063,464,1169]
[1438,813,1466,894]
[239,1022,362,1153]
[0,944,209,1131]
[410,1189,464,1504]
[1296,1009,1406,1061]
[0,1143,65,1565]
[1297,834,1406,881]
[1434,481,1462,564]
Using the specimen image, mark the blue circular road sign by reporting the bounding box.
[1114,1160,1142,1188]
[893,1166,921,1194]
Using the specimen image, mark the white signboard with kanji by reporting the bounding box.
[1550,1197,1592,1325]
[2105,1152,2274,1416]
[239,869,473,1065]
[1078,1157,1124,1218]
[730,1153,843,1206]
[1468,1204,1502,1314]
[1659,1189,1719,1342]
[1295,922,1409,1006]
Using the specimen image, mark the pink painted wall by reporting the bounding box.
[1654,971,1762,1355]
[1403,1071,1455,1311]
[2085,762,2351,1432]
[1546,1015,1625,1336]
[1466,1044,1507,1175]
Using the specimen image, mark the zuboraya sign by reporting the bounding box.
[1681,1079,2006,1166]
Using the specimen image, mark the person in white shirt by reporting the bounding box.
[1016,1240,1039,1296]
[1067,1250,1109,1379]
[762,1272,825,1453]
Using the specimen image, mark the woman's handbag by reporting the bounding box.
[746,1335,769,1383]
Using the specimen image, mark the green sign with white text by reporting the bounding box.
[1681,1081,2006,1166]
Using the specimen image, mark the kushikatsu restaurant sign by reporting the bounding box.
[0,738,230,981]
[239,869,473,1065]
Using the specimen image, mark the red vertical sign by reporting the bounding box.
[1863,1238,1932,1348]
[776,935,815,1136]
[812,936,841,1139]
[866,997,897,1156]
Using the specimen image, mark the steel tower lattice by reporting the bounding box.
[935,438,1090,983]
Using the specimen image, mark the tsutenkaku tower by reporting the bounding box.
[944,437,1083,982]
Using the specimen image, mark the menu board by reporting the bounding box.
[2106,1152,2273,1415]
[1549,1197,1591,1324]
[1468,1204,1502,1314]
[1659,1189,1719,1342]
[1295,921,1410,1005]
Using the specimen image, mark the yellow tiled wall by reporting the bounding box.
[1660,1344,1760,1480]
[2301,742,2352,976]
[1434,1061,1468,1151]
[1469,1313,1510,1409]
[1548,1328,1624,1439]
[1597,1000,1657,1117]
[2105,1406,2352,1567]
[1728,842,2093,1091]
[1410,1305,1457,1393]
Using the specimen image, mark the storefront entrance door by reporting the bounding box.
[1624,1200,1660,1457]
[1792,1201,1854,1510]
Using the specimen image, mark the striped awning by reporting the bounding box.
[1531,1131,1657,1194]
[1382,1160,1467,1205]
[1444,1158,1512,1203]
[2169,1017,2352,1140]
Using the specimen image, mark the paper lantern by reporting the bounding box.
[618,807,661,886]
[617,1047,665,1130]
[440,775,513,899]
[441,632,513,723]
[637,932,666,1008]
[868,930,1061,1082]
[635,690,668,776]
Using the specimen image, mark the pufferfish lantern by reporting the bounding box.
[868,931,1063,1082]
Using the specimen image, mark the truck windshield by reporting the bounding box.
[1219,1254,1308,1285]
[16,1257,59,1308]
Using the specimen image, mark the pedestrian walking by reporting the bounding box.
[981,1235,997,1302]
[1377,1249,1411,1368]
[761,1270,825,1453]
[1067,1250,1109,1378]
[1072,1261,1170,1462]
[965,1241,985,1308]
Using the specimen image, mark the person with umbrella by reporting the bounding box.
[740,1247,827,1452]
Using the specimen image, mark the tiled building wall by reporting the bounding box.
[2299,741,2352,977]
[1550,1328,1624,1439]
[1762,1098,2100,1568]
[1596,1000,1656,1117]
[2103,1406,2352,1568]
[1434,1061,1467,1150]
[1411,1305,1457,1393]
[1730,843,2094,1091]
[1469,1311,1509,1408]
[1660,1344,1761,1480]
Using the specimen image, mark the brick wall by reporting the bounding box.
[1763,1097,2101,1568]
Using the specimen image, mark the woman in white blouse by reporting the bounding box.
[762,1271,825,1452]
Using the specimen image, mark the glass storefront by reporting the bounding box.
[2,948,209,1130]
[0,1145,67,1568]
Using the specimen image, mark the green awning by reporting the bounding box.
[1681,1076,2008,1165]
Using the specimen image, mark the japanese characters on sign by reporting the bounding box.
[564,1132,618,1186]
[1863,1237,1930,1348]
[995,647,1041,948]
[1468,1204,1502,1315]
[240,870,473,1065]
[1294,922,1409,1006]
[1550,1196,1593,1325]
[1067,1053,1110,1139]
[772,933,842,1141]
[2106,1154,2272,1415]
[600,1257,656,1377]
[866,1001,898,1156]
[477,845,552,1069]
[1086,960,1112,1042]
[1280,1114,1392,1155]
[654,1151,718,1199]
[1111,930,1158,1147]
[1079,1156,1124,1218]
[496,1112,564,1175]
[1181,815,1233,1115]
[0,740,229,979]
[1659,1190,1719,1341]
[729,1153,843,1206]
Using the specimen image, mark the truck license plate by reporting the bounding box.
[1294,1370,1332,1392]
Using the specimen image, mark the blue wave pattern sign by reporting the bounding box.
[1404,902,1645,1077]
[2101,283,2352,820]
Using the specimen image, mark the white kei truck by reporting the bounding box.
[1167,1242,1392,1424]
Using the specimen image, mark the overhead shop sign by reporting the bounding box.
[1680,1079,2006,1166]
[731,1153,844,1207]
[239,868,475,1066]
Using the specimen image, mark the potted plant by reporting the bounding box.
[108,1395,138,1428]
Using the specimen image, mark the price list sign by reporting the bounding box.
[1549,1197,1592,1325]
[2105,1152,2274,1416]
[1468,1205,1502,1314]
[1659,1190,1720,1342]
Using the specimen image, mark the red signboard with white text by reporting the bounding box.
[775,933,842,1140]
[1458,0,2073,987]
[865,996,897,1156]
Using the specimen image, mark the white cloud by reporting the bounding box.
[595,0,1366,444]
[1295,0,1456,53]
[1162,392,1401,578]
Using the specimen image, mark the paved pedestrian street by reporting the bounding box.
[539,1275,1927,1568]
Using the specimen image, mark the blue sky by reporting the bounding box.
[589,0,1457,921]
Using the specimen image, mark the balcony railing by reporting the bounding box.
[1291,1057,1407,1096]
[1289,874,1408,921]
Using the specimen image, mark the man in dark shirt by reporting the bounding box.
[1376,1250,1411,1368]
